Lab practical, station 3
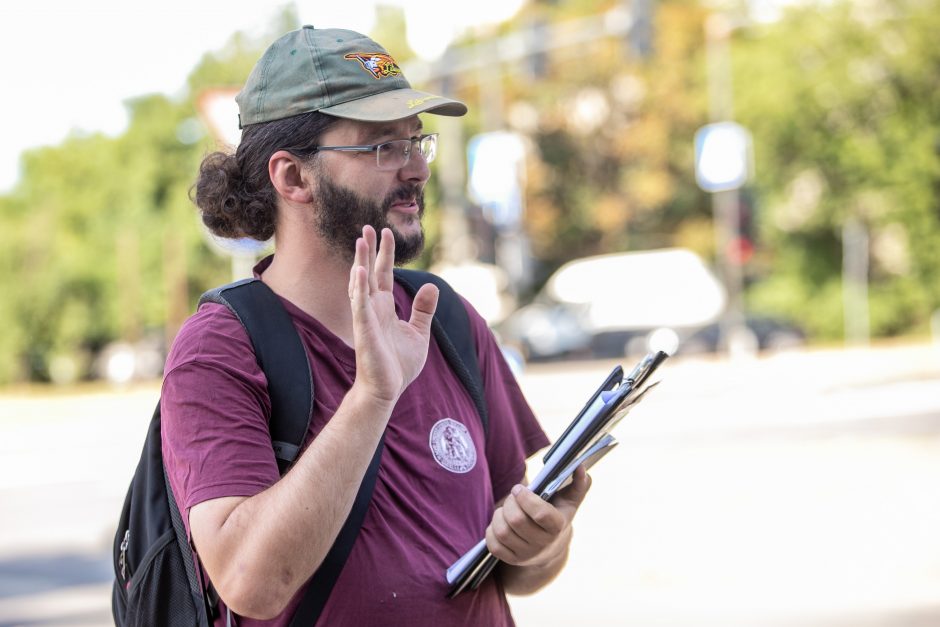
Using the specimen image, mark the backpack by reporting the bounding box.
[112,269,488,627]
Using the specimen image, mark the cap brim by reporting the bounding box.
[320,88,468,122]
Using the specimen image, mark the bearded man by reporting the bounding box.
[162,25,589,626]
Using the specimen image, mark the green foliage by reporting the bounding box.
[0,18,289,383]
[735,0,940,340]
[2,0,939,383]
[475,0,713,288]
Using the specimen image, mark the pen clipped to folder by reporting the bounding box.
[445,350,669,598]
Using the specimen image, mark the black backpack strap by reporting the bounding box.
[289,433,385,627]
[199,279,313,473]
[393,269,489,435]
[199,278,383,626]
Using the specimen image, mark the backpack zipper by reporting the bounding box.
[119,529,130,581]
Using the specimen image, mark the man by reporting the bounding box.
[162,25,590,626]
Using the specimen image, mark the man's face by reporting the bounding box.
[308,116,431,265]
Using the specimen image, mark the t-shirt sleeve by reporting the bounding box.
[461,297,550,502]
[161,303,282,517]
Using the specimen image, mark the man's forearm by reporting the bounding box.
[190,383,394,618]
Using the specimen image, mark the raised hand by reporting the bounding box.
[348,225,439,405]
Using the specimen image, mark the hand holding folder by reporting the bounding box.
[445,350,669,598]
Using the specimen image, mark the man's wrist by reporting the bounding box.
[500,543,570,595]
[347,380,398,419]
[530,525,572,569]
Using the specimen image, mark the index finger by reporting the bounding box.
[362,225,378,293]
[508,486,565,535]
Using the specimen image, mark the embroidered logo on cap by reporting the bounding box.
[344,52,402,79]
[429,418,477,474]
[407,95,440,109]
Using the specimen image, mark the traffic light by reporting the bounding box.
[729,188,756,265]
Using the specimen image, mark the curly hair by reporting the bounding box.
[192,111,338,241]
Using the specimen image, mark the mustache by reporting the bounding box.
[383,184,424,209]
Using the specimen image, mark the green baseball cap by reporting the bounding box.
[236,26,468,128]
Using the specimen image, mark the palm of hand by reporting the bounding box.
[349,226,439,404]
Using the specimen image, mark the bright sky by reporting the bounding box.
[0,0,524,192]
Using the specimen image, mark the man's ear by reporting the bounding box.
[269,150,314,204]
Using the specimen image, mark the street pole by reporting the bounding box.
[842,217,870,346]
[712,188,745,348]
[705,14,748,355]
[436,113,476,265]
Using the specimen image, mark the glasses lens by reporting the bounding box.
[419,134,437,164]
[376,140,409,170]
[374,135,437,170]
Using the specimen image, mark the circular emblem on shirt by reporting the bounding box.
[429,418,477,474]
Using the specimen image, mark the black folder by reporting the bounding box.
[445,350,669,597]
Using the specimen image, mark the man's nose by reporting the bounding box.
[399,147,431,184]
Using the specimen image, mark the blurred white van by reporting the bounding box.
[498,249,727,360]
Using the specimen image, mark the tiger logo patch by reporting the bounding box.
[344,52,402,79]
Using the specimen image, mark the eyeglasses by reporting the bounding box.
[313,133,438,171]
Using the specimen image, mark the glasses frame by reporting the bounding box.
[313,133,438,171]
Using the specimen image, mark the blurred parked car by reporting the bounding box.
[677,315,806,355]
[497,249,728,361]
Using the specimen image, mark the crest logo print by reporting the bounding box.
[344,52,402,79]
[429,418,477,474]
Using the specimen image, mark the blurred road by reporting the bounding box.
[1,341,939,626]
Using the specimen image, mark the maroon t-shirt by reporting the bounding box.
[161,270,549,626]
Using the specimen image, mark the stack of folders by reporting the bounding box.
[445,350,669,598]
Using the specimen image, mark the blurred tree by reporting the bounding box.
[3,0,939,383]
[448,0,712,290]
[0,13,297,383]
[0,5,440,384]
[734,0,940,339]
[437,0,939,341]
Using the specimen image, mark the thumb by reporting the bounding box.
[553,465,592,520]
[409,283,439,335]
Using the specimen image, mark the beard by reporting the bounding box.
[310,170,426,266]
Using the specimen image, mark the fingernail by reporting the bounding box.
[511,484,523,496]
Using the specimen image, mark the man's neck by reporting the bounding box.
[260,240,357,346]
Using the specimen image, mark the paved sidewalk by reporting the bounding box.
[511,342,940,626]
[1,341,938,626]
